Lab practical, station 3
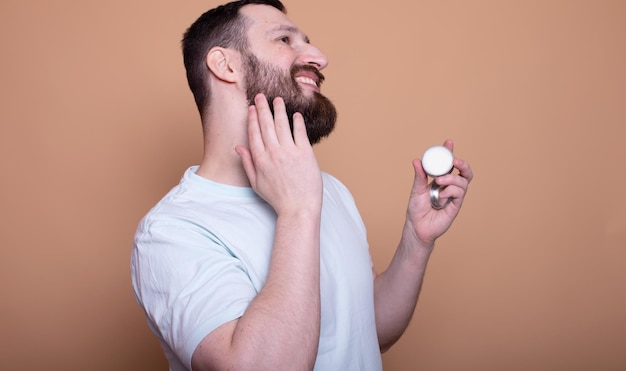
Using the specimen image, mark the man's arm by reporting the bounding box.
[192,95,323,370]
[374,140,473,351]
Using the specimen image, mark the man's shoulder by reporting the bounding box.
[322,171,347,190]
[322,171,353,198]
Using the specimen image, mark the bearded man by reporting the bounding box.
[131,1,473,370]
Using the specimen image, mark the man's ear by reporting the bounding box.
[206,47,240,83]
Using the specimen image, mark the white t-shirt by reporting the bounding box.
[131,166,382,370]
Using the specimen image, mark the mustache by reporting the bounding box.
[290,64,325,86]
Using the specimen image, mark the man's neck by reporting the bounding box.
[196,154,251,187]
[196,102,251,187]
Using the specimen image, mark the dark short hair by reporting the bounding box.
[182,0,286,117]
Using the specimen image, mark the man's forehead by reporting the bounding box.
[241,4,307,38]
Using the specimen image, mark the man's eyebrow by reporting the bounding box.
[268,24,310,43]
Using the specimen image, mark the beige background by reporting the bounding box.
[1,1,624,370]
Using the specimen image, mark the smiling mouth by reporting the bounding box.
[292,65,325,92]
[294,76,320,94]
[295,76,318,88]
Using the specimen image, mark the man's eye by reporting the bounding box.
[279,36,290,43]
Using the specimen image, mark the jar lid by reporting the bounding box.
[422,145,454,177]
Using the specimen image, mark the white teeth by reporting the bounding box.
[295,76,317,87]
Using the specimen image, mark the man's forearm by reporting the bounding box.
[233,210,321,367]
[193,209,322,370]
[373,232,433,352]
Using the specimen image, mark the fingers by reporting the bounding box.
[434,157,473,202]
[423,139,472,206]
[411,158,429,192]
[240,94,321,211]
[251,94,279,148]
[250,94,297,147]
[247,105,265,155]
[434,139,473,186]
[272,97,295,145]
[292,112,309,147]
[243,93,311,185]
[454,157,473,183]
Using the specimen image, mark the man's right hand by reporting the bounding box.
[236,93,323,215]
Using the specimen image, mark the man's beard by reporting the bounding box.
[243,52,337,145]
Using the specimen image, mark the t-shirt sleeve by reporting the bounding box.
[131,218,257,369]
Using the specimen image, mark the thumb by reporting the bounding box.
[411,158,429,195]
[235,145,256,188]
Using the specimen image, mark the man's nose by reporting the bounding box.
[297,43,329,70]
